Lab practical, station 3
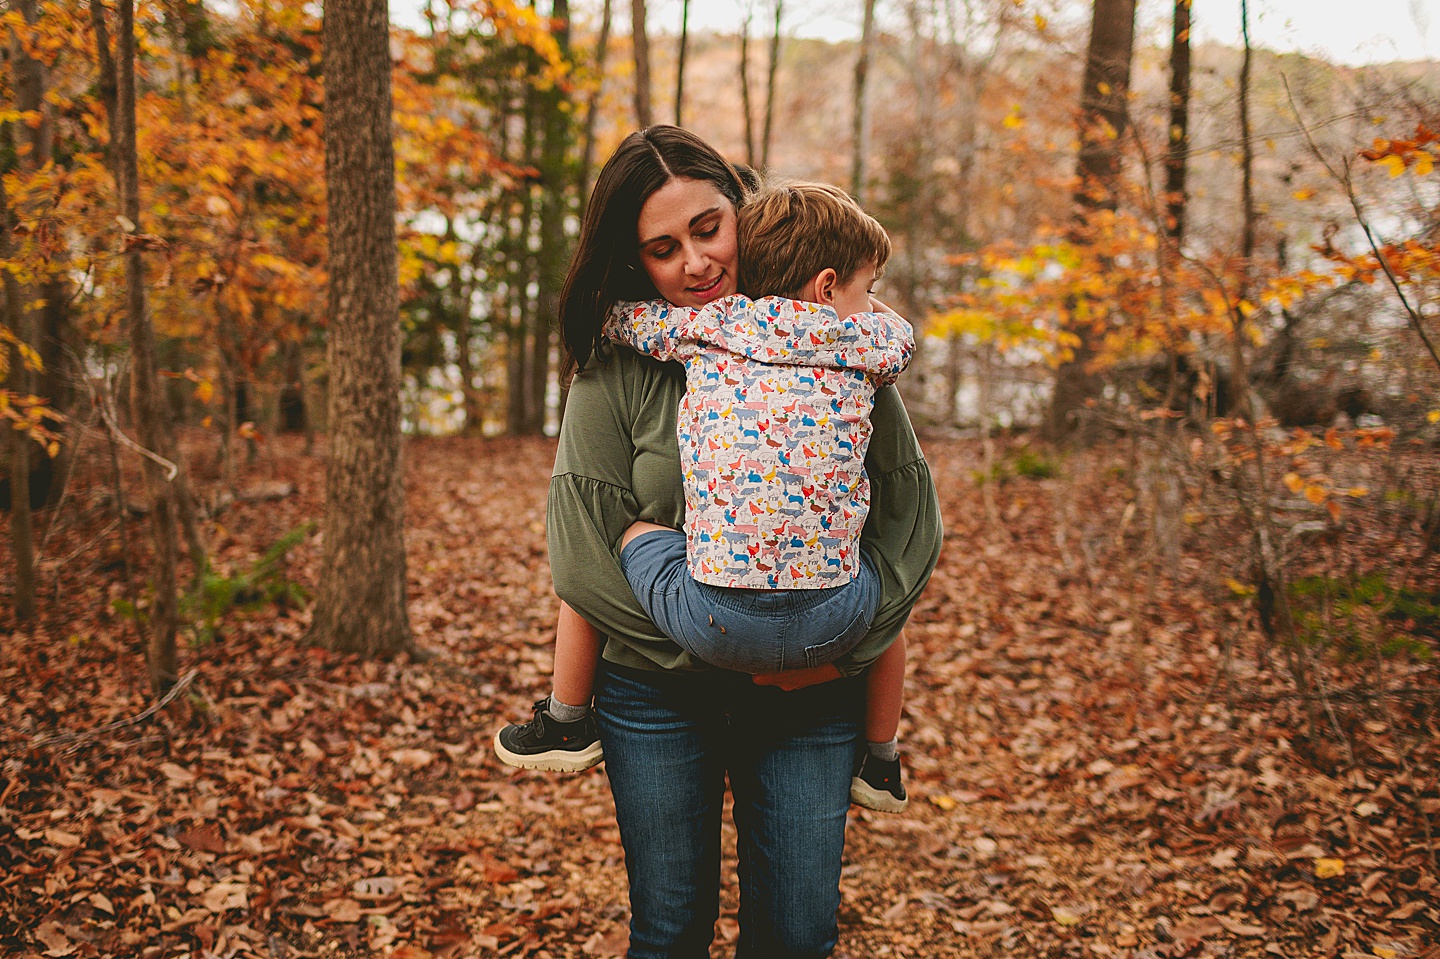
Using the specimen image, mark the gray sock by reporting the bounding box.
[868,738,899,762]
[547,694,589,723]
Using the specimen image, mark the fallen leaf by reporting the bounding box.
[44,828,81,848]
[929,794,958,811]
[1051,906,1082,926]
[390,748,435,769]
[89,892,115,915]
[1209,847,1239,869]
[352,876,398,900]
[1218,917,1267,936]
[324,898,362,922]
[201,881,248,913]
[1315,858,1345,879]
[35,922,76,957]
[159,762,196,784]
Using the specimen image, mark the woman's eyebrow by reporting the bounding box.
[639,207,721,248]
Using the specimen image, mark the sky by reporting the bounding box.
[390,0,1439,67]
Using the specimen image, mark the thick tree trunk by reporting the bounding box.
[1164,0,1191,243]
[850,0,877,203]
[116,0,182,690]
[760,0,782,171]
[1072,0,1137,213]
[311,0,412,658]
[630,0,652,128]
[1045,0,1136,443]
[674,0,688,126]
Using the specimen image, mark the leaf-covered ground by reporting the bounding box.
[2,434,1437,958]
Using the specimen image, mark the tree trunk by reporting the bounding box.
[1045,0,1136,443]
[2,178,37,623]
[1072,0,1137,214]
[310,0,412,658]
[674,0,689,126]
[1238,0,1256,282]
[279,341,307,433]
[115,0,182,691]
[850,0,877,203]
[577,0,612,202]
[630,0,652,128]
[532,0,572,437]
[1164,0,1191,243]
[739,3,756,168]
[760,0,783,171]
[4,0,50,622]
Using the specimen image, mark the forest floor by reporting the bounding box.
[2,432,1439,959]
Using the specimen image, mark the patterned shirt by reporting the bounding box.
[607,295,914,589]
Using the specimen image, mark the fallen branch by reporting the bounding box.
[29,668,199,749]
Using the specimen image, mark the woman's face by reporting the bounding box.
[635,177,739,308]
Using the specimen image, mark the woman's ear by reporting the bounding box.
[812,268,839,305]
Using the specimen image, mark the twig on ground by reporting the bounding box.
[29,668,199,749]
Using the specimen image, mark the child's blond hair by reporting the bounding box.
[737,181,892,300]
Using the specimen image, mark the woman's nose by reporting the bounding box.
[682,244,709,275]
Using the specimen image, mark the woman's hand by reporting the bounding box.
[752,663,843,691]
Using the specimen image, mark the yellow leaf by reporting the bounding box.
[1304,484,1328,505]
[1347,487,1368,497]
[1283,472,1305,493]
[1414,152,1434,176]
[1051,906,1082,926]
[1378,154,1406,177]
[1097,81,1112,96]
[1033,13,1047,30]
[1373,948,1397,958]
[1315,857,1345,878]
[194,380,215,404]
[1427,410,1440,424]
[1292,188,1316,200]
[929,794,958,811]
[1225,578,1256,598]
[1003,110,1024,130]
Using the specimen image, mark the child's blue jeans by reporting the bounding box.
[619,529,880,673]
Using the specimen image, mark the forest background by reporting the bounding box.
[2,0,1439,956]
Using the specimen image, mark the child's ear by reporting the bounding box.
[814,268,839,304]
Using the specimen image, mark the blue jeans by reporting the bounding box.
[620,529,881,674]
[594,662,862,959]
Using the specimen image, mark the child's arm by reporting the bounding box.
[604,299,706,363]
[725,299,914,383]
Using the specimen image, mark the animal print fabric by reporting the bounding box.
[607,296,914,589]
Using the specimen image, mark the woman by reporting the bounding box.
[549,126,942,958]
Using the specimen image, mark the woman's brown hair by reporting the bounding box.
[560,126,749,376]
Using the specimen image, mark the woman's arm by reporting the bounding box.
[548,348,704,671]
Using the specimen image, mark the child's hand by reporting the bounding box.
[752,664,843,691]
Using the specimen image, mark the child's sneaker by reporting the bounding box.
[850,751,908,813]
[494,699,603,772]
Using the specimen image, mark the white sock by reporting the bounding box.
[547,694,588,722]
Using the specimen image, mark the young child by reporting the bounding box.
[495,182,913,812]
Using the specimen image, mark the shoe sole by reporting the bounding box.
[850,775,908,813]
[493,730,604,772]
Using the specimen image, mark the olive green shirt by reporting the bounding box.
[548,346,942,677]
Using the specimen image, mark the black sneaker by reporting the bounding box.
[493,700,603,772]
[850,751,908,813]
